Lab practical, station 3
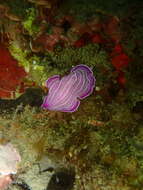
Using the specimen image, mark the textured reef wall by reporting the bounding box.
[0,0,143,190]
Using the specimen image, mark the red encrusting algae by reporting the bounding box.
[0,44,27,98]
[111,44,130,87]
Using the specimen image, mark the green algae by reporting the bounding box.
[0,89,142,189]
[23,7,40,36]
[0,0,143,189]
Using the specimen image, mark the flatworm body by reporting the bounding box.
[41,65,95,112]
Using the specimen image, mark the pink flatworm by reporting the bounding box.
[41,64,95,112]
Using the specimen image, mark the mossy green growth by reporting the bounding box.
[0,94,142,189]
[9,42,30,71]
[10,41,112,88]
[44,44,112,87]
[28,56,48,85]
[23,8,40,36]
[127,89,143,108]
[9,43,47,85]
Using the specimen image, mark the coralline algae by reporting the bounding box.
[42,64,95,112]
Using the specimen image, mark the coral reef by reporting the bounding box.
[0,0,143,190]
